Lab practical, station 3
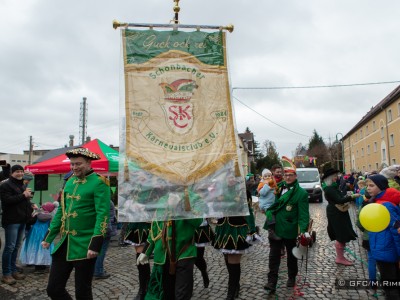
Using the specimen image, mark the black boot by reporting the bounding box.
[195,248,209,288]
[201,270,210,288]
[226,263,240,300]
[234,264,240,298]
[135,254,150,300]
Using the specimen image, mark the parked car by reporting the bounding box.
[296,168,323,203]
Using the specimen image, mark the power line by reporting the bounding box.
[232,80,400,90]
[232,95,311,138]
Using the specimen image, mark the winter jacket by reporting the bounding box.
[258,183,275,212]
[0,176,33,226]
[264,180,309,239]
[324,183,357,243]
[368,201,400,263]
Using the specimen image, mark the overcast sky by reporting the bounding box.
[1,0,400,158]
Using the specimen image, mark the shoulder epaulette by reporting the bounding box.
[97,174,110,186]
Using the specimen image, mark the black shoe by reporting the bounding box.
[287,277,296,287]
[94,273,111,280]
[264,282,276,292]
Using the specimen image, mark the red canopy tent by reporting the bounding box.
[25,139,119,175]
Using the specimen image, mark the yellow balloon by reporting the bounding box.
[359,203,390,232]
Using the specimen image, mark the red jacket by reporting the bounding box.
[375,188,400,206]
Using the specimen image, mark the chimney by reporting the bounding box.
[69,135,74,147]
[86,136,91,142]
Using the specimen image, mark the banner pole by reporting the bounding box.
[173,0,180,24]
[112,20,234,32]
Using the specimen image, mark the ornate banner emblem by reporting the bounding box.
[160,79,196,134]
[118,29,248,222]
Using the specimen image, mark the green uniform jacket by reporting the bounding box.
[145,218,202,265]
[44,171,110,261]
[265,180,309,239]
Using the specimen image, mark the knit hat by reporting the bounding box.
[41,202,55,213]
[368,174,389,191]
[262,169,272,177]
[23,171,34,181]
[11,164,24,174]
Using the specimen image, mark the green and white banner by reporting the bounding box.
[118,29,247,222]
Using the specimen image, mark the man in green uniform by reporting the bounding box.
[263,157,309,292]
[137,191,202,300]
[42,148,110,300]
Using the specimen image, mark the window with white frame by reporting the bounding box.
[390,134,394,146]
[375,163,379,170]
[381,127,384,138]
[387,109,392,122]
[360,129,363,138]
[361,148,364,156]
[367,145,370,154]
[392,159,396,165]
[366,125,369,135]
[373,120,376,130]
[382,148,386,160]
[374,142,377,152]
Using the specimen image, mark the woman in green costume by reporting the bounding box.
[125,175,167,300]
[213,174,251,300]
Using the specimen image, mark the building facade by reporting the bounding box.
[0,153,41,167]
[343,85,400,173]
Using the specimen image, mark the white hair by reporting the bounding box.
[323,174,337,186]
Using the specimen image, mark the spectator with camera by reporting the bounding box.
[0,164,37,285]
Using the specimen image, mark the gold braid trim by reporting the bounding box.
[60,188,66,235]
[100,216,108,236]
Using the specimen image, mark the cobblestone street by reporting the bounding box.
[0,202,385,299]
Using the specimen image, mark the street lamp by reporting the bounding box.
[335,133,344,172]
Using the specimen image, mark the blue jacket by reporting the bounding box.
[258,184,275,212]
[368,202,400,263]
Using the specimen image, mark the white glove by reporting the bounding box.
[136,253,149,265]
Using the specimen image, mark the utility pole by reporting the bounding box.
[79,97,88,145]
[28,136,33,164]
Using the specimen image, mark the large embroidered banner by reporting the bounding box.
[118,29,248,222]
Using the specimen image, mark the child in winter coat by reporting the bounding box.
[19,201,56,273]
[355,180,366,210]
[257,169,279,240]
[365,175,400,299]
[257,169,277,212]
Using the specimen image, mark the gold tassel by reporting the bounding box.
[124,159,129,181]
[234,162,241,177]
[184,186,191,212]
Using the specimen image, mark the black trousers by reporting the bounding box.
[47,241,97,300]
[268,238,298,286]
[163,258,195,300]
[376,260,400,299]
